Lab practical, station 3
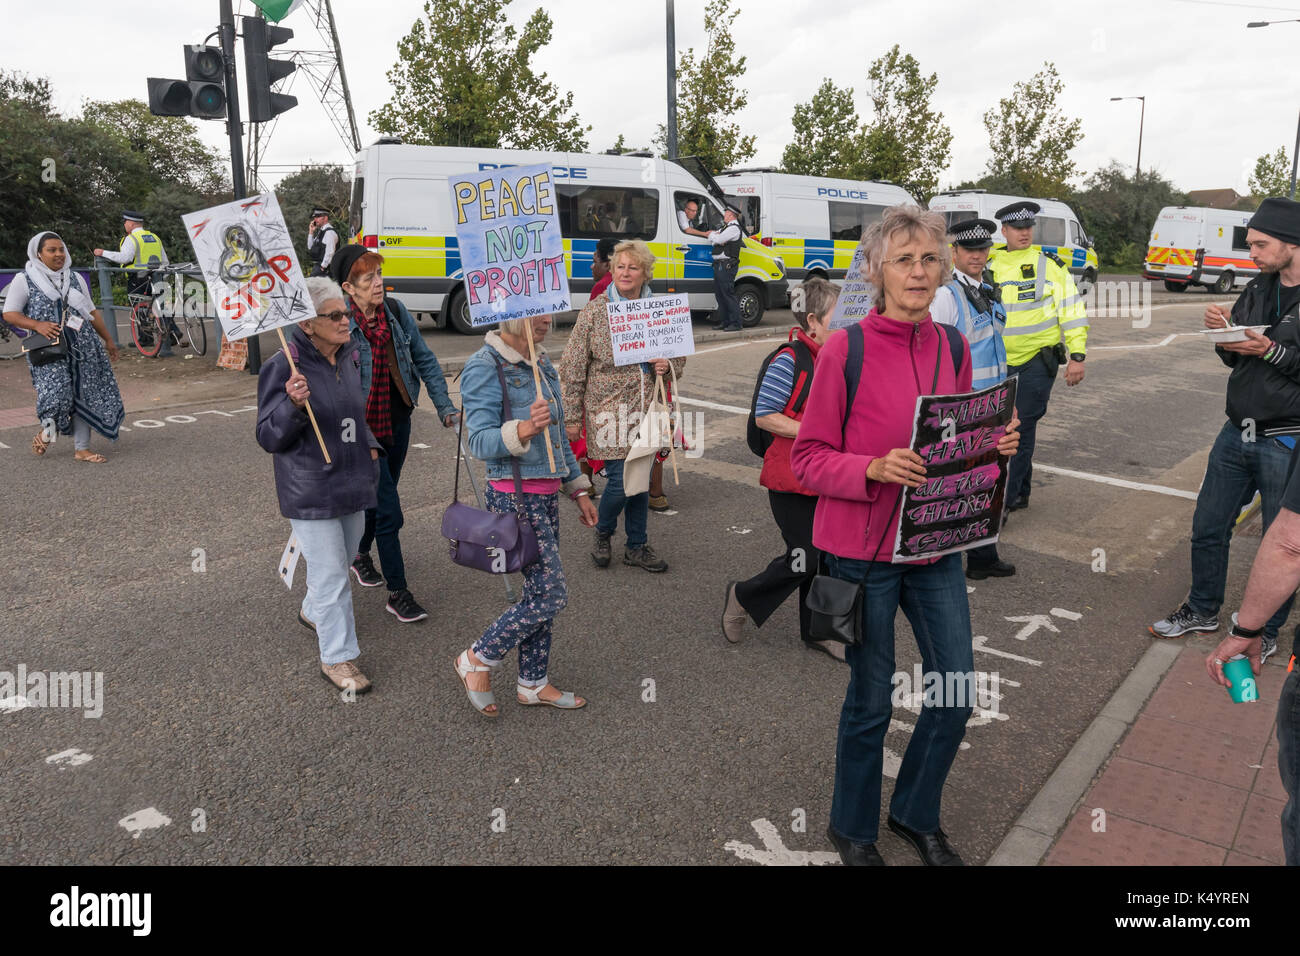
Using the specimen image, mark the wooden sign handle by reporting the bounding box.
[524,320,558,475]
[657,372,679,485]
[276,326,332,464]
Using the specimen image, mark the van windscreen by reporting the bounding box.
[557,185,658,242]
[349,177,364,237]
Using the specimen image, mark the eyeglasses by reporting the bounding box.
[316,310,349,322]
[883,254,944,273]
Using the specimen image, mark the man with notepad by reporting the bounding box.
[1151,198,1300,662]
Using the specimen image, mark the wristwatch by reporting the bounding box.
[1069,353,1085,362]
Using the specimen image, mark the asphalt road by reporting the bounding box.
[0,293,1278,865]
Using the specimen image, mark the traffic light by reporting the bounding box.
[243,16,297,122]
[146,45,226,120]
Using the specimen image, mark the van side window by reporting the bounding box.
[557,185,658,241]
[349,177,364,237]
[1036,216,1066,247]
[829,201,888,241]
[1231,226,1249,252]
[724,194,761,235]
[1069,220,1084,246]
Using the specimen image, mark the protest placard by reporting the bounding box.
[607,293,694,367]
[182,193,312,342]
[825,246,876,330]
[892,378,1018,562]
[449,163,570,327]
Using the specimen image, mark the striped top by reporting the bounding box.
[754,351,797,417]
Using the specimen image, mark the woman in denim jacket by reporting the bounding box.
[453,314,598,717]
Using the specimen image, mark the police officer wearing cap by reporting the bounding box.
[987,200,1088,511]
[708,206,745,331]
[307,207,338,277]
[95,211,168,299]
[932,217,1015,579]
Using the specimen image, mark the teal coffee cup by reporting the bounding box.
[1223,655,1259,703]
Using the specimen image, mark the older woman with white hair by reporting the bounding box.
[256,276,382,695]
[3,232,123,462]
[453,312,597,718]
[560,238,686,572]
[791,206,1020,867]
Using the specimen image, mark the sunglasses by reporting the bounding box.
[316,310,349,322]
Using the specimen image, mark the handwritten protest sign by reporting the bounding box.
[826,246,876,330]
[892,378,1018,562]
[183,193,312,341]
[449,163,570,327]
[608,294,694,366]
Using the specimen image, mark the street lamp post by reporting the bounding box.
[1247,19,1300,199]
[1110,96,1145,181]
[666,0,678,159]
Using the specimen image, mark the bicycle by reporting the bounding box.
[128,264,207,357]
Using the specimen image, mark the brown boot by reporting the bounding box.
[720,581,746,643]
[320,660,372,694]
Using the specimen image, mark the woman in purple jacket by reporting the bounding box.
[257,277,382,695]
[791,207,1019,866]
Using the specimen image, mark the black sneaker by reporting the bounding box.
[1150,601,1219,639]
[350,553,384,588]
[624,544,668,573]
[592,532,612,568]
[1007,496,1029,512]
[386,589,429,623]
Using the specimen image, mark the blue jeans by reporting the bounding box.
[290,511,365,665]
[360,414,411,592]
[1006,353,1054,504]
[473,489,566,683]
[827,552,974,844]
[1189,422,1296,638]
[596,458,649,549]
[1279,667,1300,866]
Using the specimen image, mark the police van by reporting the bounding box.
[1143,206,1257,294]
[928,190,1100,293]
[714,169,915,282]
[347,141,788,332]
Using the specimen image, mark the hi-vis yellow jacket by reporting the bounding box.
[988,246,1088,367]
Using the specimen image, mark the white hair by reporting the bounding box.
[305,276,345,314]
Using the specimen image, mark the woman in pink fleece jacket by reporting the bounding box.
[791,207,1019,867]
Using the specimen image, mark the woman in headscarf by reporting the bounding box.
[2,232,123,462]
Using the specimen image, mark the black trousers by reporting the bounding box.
[712,258,741,328]
[735,491,820,641]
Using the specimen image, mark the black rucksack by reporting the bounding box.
[746,339,815,457]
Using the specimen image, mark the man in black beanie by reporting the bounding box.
[1151,197,1300,663]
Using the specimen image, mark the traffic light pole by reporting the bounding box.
[219,0,261,372]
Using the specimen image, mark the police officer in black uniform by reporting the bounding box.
[307,207,339,278]
[708,206,744,331]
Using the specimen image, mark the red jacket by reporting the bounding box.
[790,311,971,562]
[590,272,613,299]
[759,327,821,495]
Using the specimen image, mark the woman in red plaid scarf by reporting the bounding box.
[331,246,460,624]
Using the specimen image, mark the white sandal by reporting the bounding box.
[516,678,586,710]
[454,650,499,718]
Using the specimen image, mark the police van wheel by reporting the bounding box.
[1211,271,1234,295]
[738,283,765,327]
[446,288,475,334]
[1163,280,1186,293]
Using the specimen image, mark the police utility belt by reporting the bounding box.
[1015,342,1069,375]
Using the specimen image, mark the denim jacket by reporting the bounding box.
[348,294,457,421]
[461,331,590,494]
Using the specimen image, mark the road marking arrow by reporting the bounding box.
[1051,608,1083,621]
[1004,614,1060,641]
[723,818,841,866]
[972,635,1042,665]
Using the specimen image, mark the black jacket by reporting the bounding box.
[1220,273,1300,436]
[256,326,381,520]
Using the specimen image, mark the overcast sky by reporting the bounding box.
[16,0,1300,197]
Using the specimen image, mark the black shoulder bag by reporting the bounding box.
[805,324,957,646]
[21,299,69,367]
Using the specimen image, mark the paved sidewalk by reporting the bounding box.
[1045,636,1289,866]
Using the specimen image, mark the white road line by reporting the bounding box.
[678,396,750,415]
[46,748,93,769]
[1033,463,1198,500]
[694,337,782,356]
[119,807,172,839]
[0,440,8,449]
[1090,333,1178,351]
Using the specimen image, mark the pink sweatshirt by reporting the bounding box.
[790,310,971,563]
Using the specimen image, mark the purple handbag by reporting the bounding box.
[440,357,540,574]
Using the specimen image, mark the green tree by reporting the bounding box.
[982,63,1084,196]
[82,99,228,197]
[369,0,589,150]
[656,0,756,173]
[859,46,952,199]
[275,164,352,266]
[1248,146,1293,199]
[781,79,861,178]
[1071,162,1187,269]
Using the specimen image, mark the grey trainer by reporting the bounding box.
[1150,602,1219,639]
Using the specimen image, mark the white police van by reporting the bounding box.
[347,140,788,332]
[714,168,916,282]
[928,190,1100,293]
